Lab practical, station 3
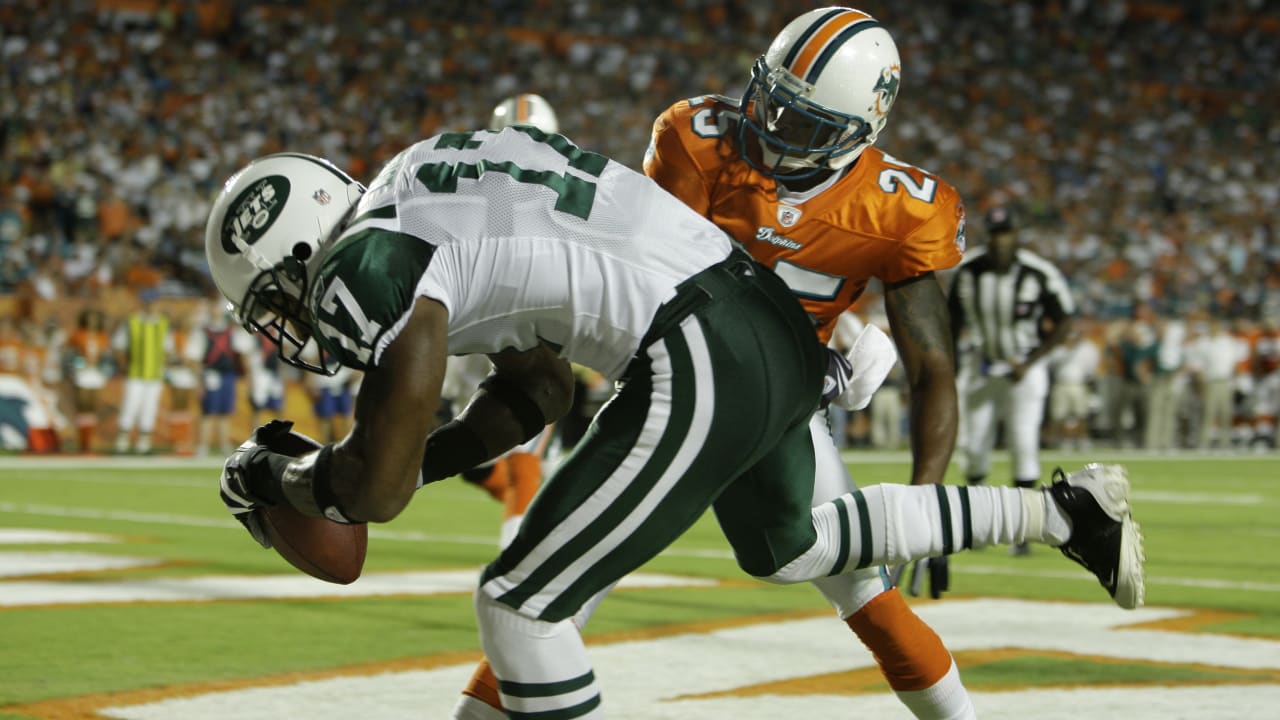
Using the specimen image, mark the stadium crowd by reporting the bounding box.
[0,0,1277,453]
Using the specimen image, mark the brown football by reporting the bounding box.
[255,427,368,585]
[259,503,367,584]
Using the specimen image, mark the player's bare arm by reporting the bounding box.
[884,272,958,486]
[415,340,574,487]
[323,297,450,522]
[462,343,575,455]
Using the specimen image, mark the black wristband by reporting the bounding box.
[308,444,359,523]
[422,419,490,484]
[478,374,547,442]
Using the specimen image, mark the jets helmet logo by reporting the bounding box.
[222,176,291,254]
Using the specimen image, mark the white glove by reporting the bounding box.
[831,324,898,411]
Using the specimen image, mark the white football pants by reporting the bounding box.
[962,360,1049,482]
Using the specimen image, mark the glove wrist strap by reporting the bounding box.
[280,444,360,524]
[244,447,293,505]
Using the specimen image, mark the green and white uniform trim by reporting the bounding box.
[309,127,733,378]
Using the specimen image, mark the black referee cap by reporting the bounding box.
[985,206,1014,234]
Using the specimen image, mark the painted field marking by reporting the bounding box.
[0,569,714,607]
[0,551,162,578]
[0,529,118,544]
[1132,490,1264,505]
[953,563,1280,594]
[4,501,1279,595]
[72,599,1280,720]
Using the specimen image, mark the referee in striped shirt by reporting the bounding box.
[948,207,1076,555]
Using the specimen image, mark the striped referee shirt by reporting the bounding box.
[947,247,1075,365]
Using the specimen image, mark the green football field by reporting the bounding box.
[1,451,1277,719]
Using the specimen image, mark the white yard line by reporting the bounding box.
[0,528,118,544]
[0,568,714,607]
[1131,490,1264,505]
[0,551,162,578]
[839,448,1280,464]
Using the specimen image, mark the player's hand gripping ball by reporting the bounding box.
[221,420,367,584]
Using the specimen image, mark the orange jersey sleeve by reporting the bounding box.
[646,97,966,343]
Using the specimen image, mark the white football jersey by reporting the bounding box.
[311,128,733,379]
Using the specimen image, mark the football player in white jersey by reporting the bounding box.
[207,128,1145,717]
[431,92,567,551]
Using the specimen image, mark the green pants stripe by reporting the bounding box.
[480,253,826,623]
[486,321,708,618]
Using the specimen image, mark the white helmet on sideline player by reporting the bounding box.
[738,7,900,179]
[204,153,365,374]
[489,93,560,134]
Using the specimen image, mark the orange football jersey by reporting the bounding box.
[644,96,966,342]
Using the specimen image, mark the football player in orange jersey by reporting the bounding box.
[640,7,973,719]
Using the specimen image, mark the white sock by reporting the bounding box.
[768,484,1051,583]
[1040,488,1072,546]
[475,590,603,718]
[894,660,976,720]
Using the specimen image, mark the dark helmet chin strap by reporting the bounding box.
[239,257,339,376]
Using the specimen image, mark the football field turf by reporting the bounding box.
[1,451,1277,719]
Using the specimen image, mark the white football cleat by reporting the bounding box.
[1047,464,1146,609]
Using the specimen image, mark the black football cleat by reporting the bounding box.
[1047,464,1146,609]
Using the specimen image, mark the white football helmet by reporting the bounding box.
[203,152,365,373]
[738,7,901,179]
[488,93,560,134]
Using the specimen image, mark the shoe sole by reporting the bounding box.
[1078,464,1146,609]
[1114,514,1146,609]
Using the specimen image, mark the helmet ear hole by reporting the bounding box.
[292,242,313,261]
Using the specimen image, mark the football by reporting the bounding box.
[255,426,368,585]
[259,503,367,585]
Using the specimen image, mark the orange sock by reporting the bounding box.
[27,428,59,453]
[472,458,509,503]
[504,452,542,518]
[76,415,96,453]
[461,658,502,710]
[845,588,953,691]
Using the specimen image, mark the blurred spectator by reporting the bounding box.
[1048,320,1102,450]
[1,0,1278,456]
[185,304,252,456]
[112,291,171,454]
[307,365,357,445]
[869,355,906,451]
[31,318,69,451]
[1254,320,1280,448]
[166,311,199,455]
[66,308,113,452]
[1145,316,1189,450]
[245,332,285,429]
[1115,307,1158,448]
[1187,319,1248,449]
[2,1,1276,320]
